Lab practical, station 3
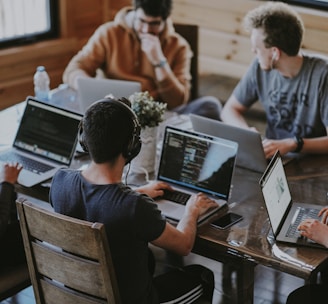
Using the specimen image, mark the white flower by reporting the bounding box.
[129,91,167,128]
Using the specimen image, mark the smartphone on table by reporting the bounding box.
[210,212,243,229]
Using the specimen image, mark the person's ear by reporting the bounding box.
[272,48,279,61]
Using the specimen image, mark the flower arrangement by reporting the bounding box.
[129,91,167,128]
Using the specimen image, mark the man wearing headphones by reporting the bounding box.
[221,2,328,159]
[50,97,217,303]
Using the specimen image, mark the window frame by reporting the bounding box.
[280,0,328,11]
[0,0,59,49]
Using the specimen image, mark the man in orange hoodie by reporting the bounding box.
[63,0,222,120]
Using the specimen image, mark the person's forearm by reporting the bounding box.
[175,209,199,255]
[63,65,92,91]
[300,137,328,154]
[221,107,249,128]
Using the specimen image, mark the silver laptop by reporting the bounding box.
[259,150,325,249]
[77,78,141,113]
[154,126,238,223]
[190,114,267,173]
[0,97,82,187]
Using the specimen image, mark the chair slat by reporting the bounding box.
[40,279,107,304]
[32,242,106,298]
[24,202,100,258]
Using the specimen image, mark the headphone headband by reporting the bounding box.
[78,98,141,163]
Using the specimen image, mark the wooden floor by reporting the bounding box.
[1,74,306,304]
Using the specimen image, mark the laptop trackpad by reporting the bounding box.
[156,201,184,218]
[18,168,55,188]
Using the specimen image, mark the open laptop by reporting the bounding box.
[154,126,238,223]
[0,97,82,187]
[77,78,141,113]
[259,150,326,249]
[190,114,267,173]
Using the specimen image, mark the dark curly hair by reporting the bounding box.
[133,0,172,20]
[82,97,136,163]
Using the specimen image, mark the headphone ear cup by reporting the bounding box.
[78,121,89,153]
[122,126,142,164]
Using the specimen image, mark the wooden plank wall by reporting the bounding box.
[0,0,113,109]
[0,0,327,109]
[172,0,328,78]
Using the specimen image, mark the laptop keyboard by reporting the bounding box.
[286,207,320,238]
[161,189,191,205]
[0,152,54,174]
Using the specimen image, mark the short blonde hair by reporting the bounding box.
[244,2,304,56]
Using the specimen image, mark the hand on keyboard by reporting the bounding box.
[298,216,328,248]
[319,207,328,224]
[0,162,23,184]
[136,181,173,199]
[161,189,191,205]
[186,193,218,218]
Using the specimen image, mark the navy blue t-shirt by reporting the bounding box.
[50,169,166,303]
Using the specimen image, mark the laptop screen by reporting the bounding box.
[260,151,292,234]
[13,98,82,165]
[157,127,238,199]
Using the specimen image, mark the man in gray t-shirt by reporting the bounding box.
[221,2,328,159]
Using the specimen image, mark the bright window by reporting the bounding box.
[0,0,58,48]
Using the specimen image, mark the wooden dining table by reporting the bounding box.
[1,98,328,304]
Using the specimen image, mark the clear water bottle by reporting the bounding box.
[33,66,50,101]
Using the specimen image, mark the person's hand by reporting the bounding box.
[0,162,23,184]
[136,181,173,199]
[298,219,328,247]
[262,138,296,158]
[318,207,328,224]
[139,33,165,65]
[186,192,218,218]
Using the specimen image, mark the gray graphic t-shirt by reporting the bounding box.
[233,55,328,139]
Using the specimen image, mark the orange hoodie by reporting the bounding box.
[63,7,192,109]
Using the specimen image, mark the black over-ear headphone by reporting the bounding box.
[78,98,142,164]
[78,120,88,153]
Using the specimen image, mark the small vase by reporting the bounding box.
[130,126,158,175]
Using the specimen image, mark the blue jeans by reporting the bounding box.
[173,96,222,121]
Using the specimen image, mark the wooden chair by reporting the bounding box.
[16,198,121,304]
[174,23,199,101]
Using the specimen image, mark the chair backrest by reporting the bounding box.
[16,198,121,304]
[174,23,199,102]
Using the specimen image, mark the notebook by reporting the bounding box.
[259,150,325,248]
[154,126,238,223]
[190,114,267,173]
[77,78,141,113]
[0,97,82,187]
